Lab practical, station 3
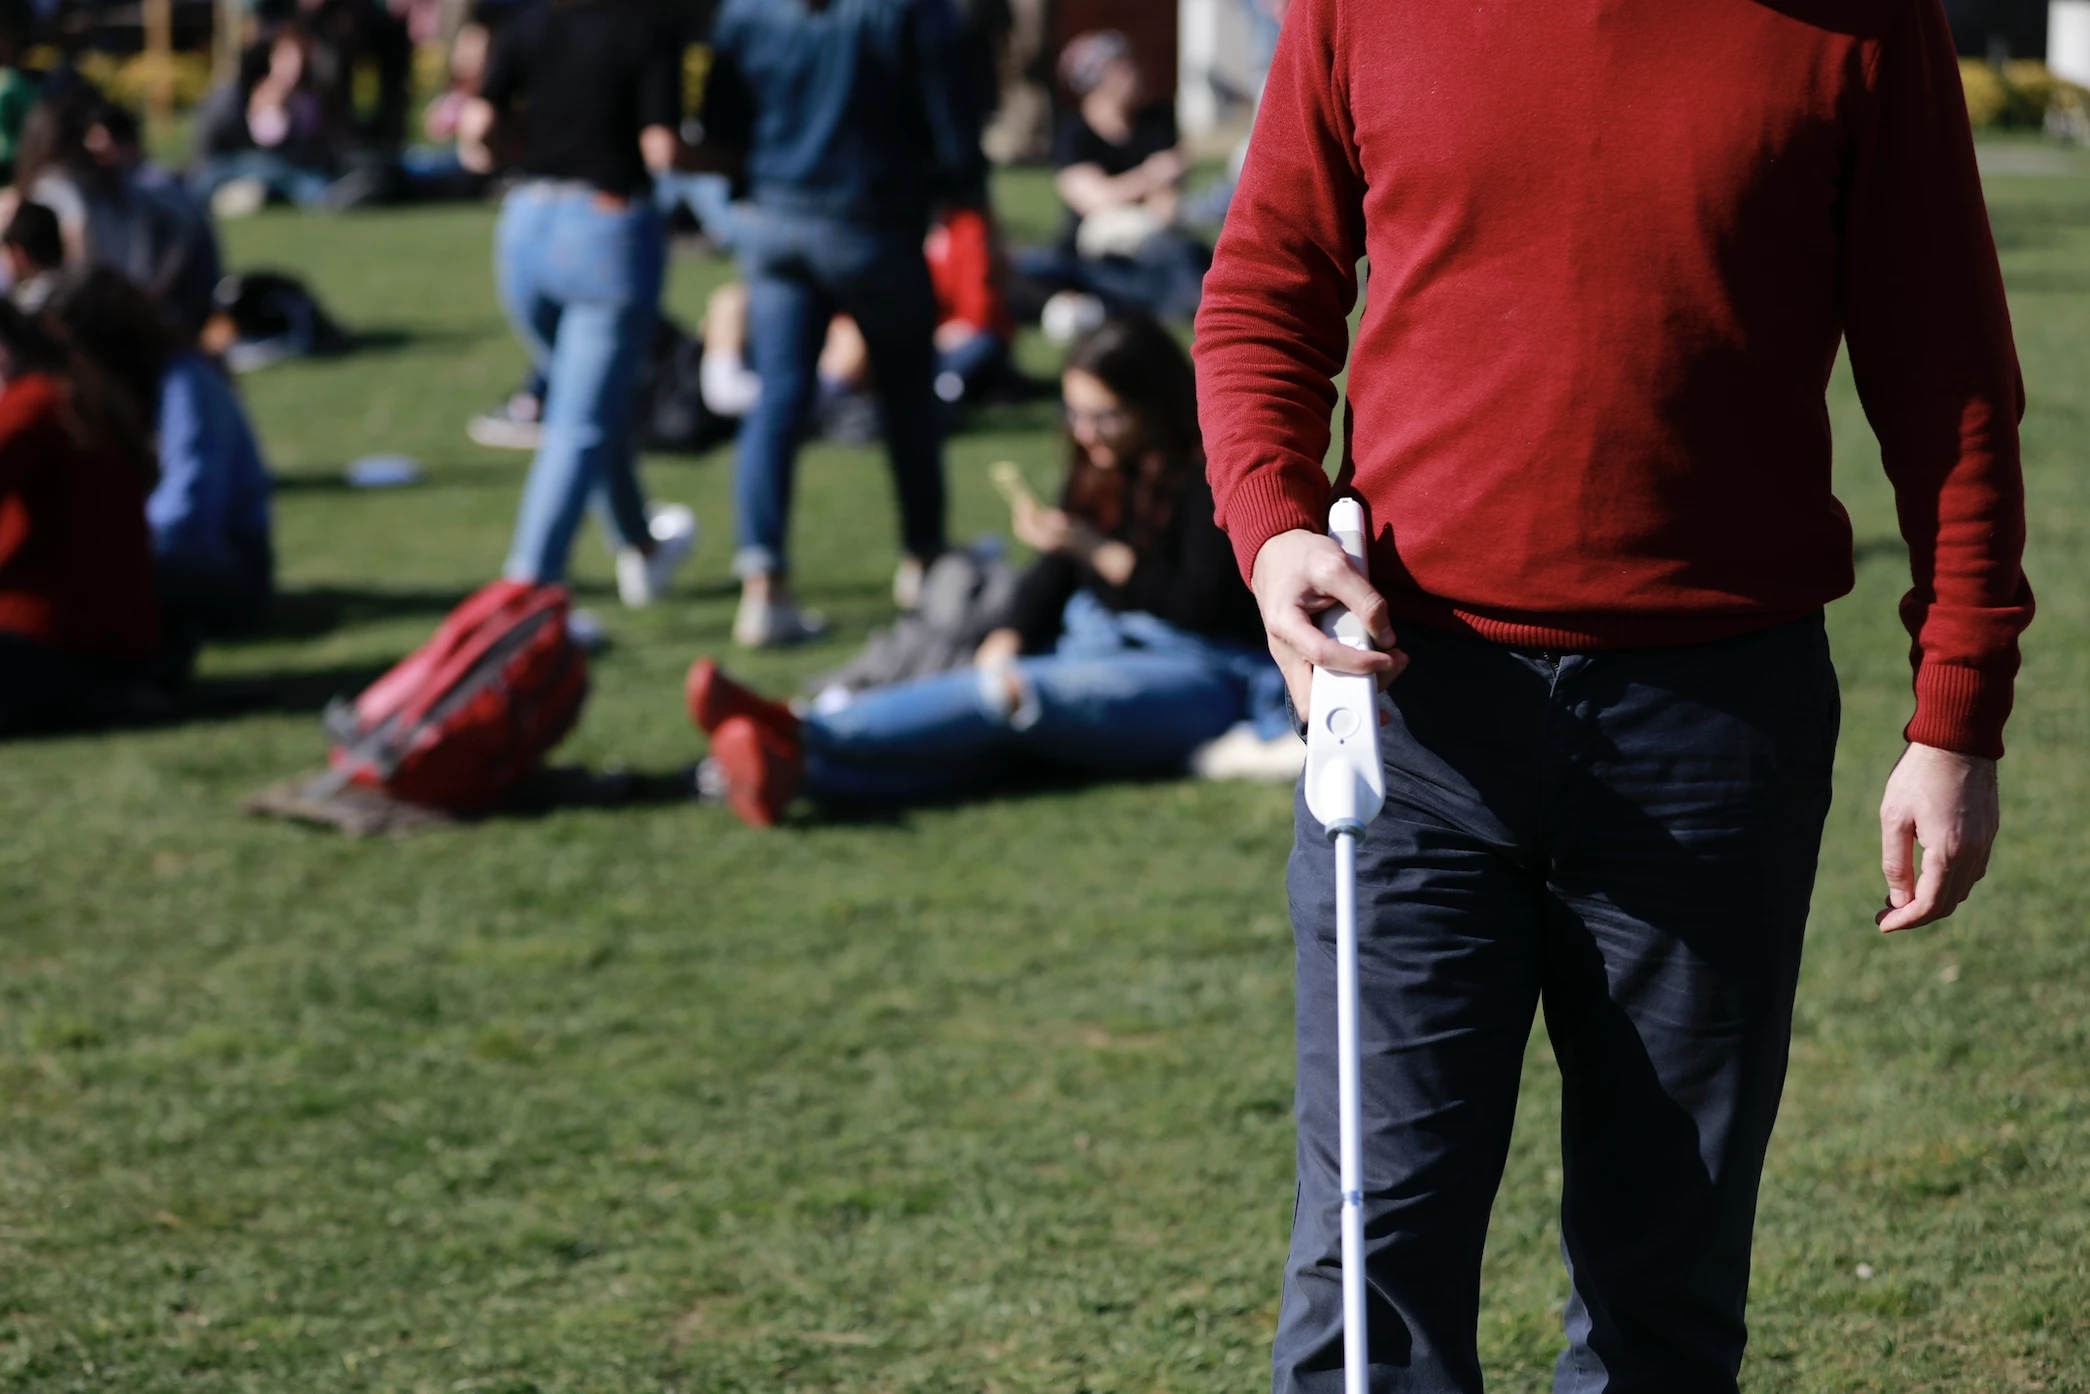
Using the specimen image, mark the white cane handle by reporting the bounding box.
[1304,499,1386,833]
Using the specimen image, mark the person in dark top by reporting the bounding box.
[460,0,698,607]
[1049,30,1183,248]
[697,0,987,647]
[1016,29,1208,326]
[681,315,1284,826]
[0,300,164,732]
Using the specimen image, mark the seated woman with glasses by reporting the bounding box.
[683,314,1288,826]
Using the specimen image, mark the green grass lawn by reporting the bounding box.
[4,152,2089,1392]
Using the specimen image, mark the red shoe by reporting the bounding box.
[685,657,800,738]
[710,715,804,828]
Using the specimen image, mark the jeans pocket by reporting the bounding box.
[547,200,659,306]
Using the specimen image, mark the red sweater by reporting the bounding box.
[1195,0,2033,758]
[927,206,1014,340]
[0,373,163,658]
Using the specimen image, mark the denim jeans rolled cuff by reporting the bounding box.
[1273,613,1838,1394]
[732,544,784,580]
[497,184,665,583]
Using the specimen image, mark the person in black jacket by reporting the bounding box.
[683,315,1287,825]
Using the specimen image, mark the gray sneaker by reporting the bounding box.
[732,594,829,648]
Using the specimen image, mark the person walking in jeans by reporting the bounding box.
[461,0,697,607]
[698,0,987,647]
[1194,0,2033,1389]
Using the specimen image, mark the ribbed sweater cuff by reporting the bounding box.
[1220,466,1332,585]
[1905,662,2014,760]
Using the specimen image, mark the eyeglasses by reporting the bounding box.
[1063,403,1133,436]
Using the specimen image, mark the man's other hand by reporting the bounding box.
[1251,529,1406,717]
[1877,742,2000,932]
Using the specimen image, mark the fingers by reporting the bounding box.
[1878,839,1948,932]
[1270,639,1312,718]
[1275,640,1406,727]
[1879,805,1915,919]
[1268,603,1397,678]
[1316,555,1398,649]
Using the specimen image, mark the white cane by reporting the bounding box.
[1302,497,1386,1394]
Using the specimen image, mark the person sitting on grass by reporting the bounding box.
[1016,29,1209,333]
[926,203,1018,409]
[2,197,61,311]
[684,314,1284,826]
[0,298,164,732]
[50,270,274,668]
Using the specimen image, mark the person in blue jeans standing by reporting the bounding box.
[697,0,988,647]
[682,316,1287,825]
[460,0,697,607]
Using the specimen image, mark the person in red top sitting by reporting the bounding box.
[925,204,1016,408]
[0,299,163,731]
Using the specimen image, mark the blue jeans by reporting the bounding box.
[732,206,946,577]
[802,593,1283,803]
[1275,616,1839,1393]
[497,184,665,582]
[1014,231,1211,321]
[936,327,1009,402]
[191,151,337,209]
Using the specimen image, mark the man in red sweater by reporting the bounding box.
[1193,0,2031,1388]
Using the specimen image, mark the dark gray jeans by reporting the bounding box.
[1277,614,1839,1393]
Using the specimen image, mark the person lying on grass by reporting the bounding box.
[686,313,1286,826]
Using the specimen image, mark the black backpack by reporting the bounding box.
[634,316,736,454]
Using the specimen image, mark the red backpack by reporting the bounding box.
[323,580,588,810]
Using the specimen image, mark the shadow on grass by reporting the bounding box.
[269,469,521,496]
[245,763,698,836]
[490,766,697,818]
[0,661,396,744]
[222,585,476,643]
[344,326,477,355]
[797,764,1191,830]
[2002,270,2090,295]
[1990,200,2090,254]
[183,661,398,718]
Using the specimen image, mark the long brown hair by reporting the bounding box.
[1060,314,1201,555]
[0,290,157,486]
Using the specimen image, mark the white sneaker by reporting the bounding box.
[1041,290,1107,346]
[465,394,543,451]
[615,503,698,608]
[1190,723,1308,783]
[892,555,926,611]
[732,593,829,648]
[210,176,269,220]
